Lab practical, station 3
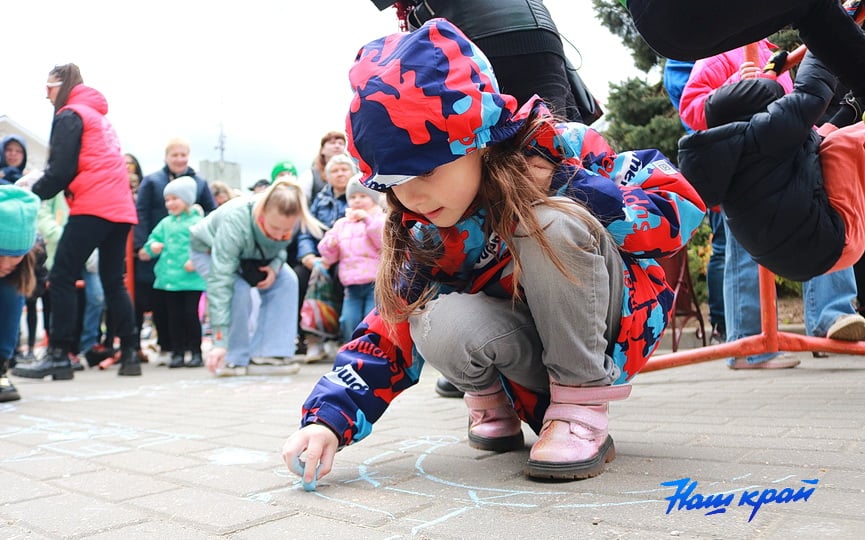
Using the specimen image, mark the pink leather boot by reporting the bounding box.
[464,380,524,452]
[526,382,631,480]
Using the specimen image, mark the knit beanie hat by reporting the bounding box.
[345,175,381,204]
[705,77,786,128]
[347,18,521,191]
[0,185,40,256]
[270,160,298,181]
[163,175,197,207]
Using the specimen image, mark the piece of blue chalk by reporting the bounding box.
[291,456,320,491]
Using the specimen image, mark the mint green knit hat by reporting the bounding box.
[0,185,40,257]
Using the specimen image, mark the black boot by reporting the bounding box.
[186,351,203,368]
[169,352,185,369]
[84,344,116,367]
[1,358,21,402]
[10,347,73,380]
[118,347,142,376]
[435,376,465,398]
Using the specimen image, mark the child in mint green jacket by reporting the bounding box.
[139,176,206,368]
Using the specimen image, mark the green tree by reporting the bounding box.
[590,1,685,162]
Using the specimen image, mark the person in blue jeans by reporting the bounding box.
[663,59,726,343]
[317,177,385,343]
[665,49,865,369]
[1,186,41,402]
[724,221,864,367]
[190,180,325,376]
[78,252,105,359]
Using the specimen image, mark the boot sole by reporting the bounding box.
[118,366,142,376]
[0,388,22,402]
[468,431,525,453]
[10,367,74,380]
[525,435,615,480]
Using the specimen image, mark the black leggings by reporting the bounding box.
[627,0,865,96]
[134,280,172,351]
[24,296,38,349]
[162,290,202,354]
[49,216,135,352]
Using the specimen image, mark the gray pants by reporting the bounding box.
[410,203,624,394]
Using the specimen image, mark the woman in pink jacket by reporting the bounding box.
[317,177,385,343]
[13,63,140,380]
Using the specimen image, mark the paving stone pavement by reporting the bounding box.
[2,347,864,539]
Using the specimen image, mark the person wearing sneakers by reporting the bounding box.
[190,179,325,377]
[1,186,41,402]
[675,39,865,370]
[139,177,207,369]
[282,20,705,483]
[678,51,865,367]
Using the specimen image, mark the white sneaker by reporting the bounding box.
[826,313,865,341]
[304,342,326,363]
[153,352,171,367]
[265,361,302,375]
[215,364,249,377]
[323,340,340,358]
[251,356,285,366]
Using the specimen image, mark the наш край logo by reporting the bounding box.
[661,477,819,521]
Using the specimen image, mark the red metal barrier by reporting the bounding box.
[644,265,865,372]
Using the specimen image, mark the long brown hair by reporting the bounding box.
[49,63,84,112]
[4,250,37,297]
[376,113,605,325]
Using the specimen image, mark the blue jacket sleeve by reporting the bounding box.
[300,312,421,446]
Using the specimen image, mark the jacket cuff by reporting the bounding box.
[301,401,355,447]
[212,327,228,349]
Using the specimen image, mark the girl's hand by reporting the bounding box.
[282,424,339,488]
[348,209,368,221]
[183,260,195,272]
[205,347,227,373]
[302,255,320,271]
[257,265,277,290]
[150,242,164,255]
[738,61,760,80]
[138,248,151,261]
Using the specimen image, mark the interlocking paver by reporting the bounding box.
[2,345,864,539]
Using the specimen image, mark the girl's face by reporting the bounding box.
[164,194,188,216]
[165,145,190,176]
[0,255,24,278]
[348,192,375,211]
[326,163,353,195]
[257,206,298,241]
[391,151,482,228]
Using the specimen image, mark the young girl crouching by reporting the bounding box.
[283,19,705,484]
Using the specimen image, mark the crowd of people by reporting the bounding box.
[4,1,865,488]
[0,62,385,402]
